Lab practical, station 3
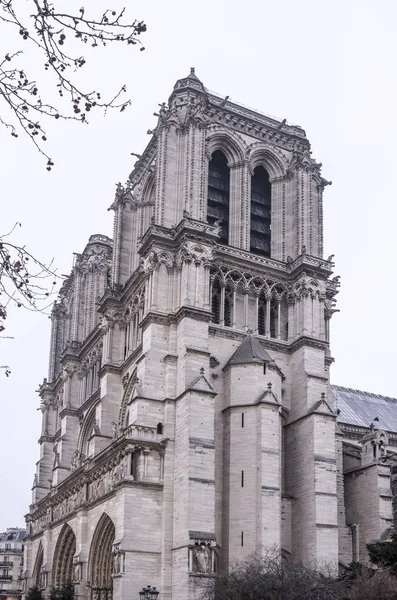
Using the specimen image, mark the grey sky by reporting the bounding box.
[1,0,396,531]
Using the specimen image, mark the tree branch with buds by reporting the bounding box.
[0,1,146,168]
[0,222,60,375]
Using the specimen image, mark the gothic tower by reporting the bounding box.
[26,70,339,600]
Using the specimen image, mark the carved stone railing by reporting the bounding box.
[123,424,161,443]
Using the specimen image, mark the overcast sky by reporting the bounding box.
[1,0,396,531]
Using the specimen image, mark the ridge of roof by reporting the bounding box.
[332,385,397,403]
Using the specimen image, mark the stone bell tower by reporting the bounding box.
[26,69,339,600]
[108,69,339,586]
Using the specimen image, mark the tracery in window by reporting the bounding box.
[207,150,230,244]
[250,165,271,257]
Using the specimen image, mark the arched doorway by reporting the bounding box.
[88,514,115,600]
[52,524,76,588]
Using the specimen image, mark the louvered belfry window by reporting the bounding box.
[207,150,230,244]
[250,166,271,256]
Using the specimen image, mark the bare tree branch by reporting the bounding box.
[0,1,146,167]
[0,222,60,374]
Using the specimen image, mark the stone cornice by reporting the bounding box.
[58,407,79,419]
[215,245,334,282]
[138,218,219,257]
[140,311,172,331]
[206,92,307,143]
[99,362,122,376]
[289,335,329,353]
[175,305,212,324]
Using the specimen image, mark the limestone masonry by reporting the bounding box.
[24,70,397,600]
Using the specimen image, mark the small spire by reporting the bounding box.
[190,67,195,75]
[267,382,272,390]
[200,367,205,375]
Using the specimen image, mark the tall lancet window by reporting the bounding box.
[250,166,271,256]
[207,150,230,244]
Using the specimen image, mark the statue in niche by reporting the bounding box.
[111,422,119,441]
[73,557,81,582]
[193,542,210,573]
[53,445,60,468]
[71,450,81,471]
[112,547,123,575]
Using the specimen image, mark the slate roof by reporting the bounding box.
[225,334,275,368]
[333,385,397,433]
[0,529,26,542]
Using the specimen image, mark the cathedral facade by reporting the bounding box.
[24,70,396,600]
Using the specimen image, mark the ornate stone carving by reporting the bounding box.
[71,450,85,471]
[76,248,112,274]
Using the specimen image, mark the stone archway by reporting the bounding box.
[52,523,76,587]
[88,514,115,600]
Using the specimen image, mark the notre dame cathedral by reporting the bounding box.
[24,70,397,600]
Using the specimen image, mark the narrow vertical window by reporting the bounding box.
[258,297,266,335]
[241,413,244,428]
[241,531,244,547]
[241,470,244,487]
[250,165,271,256]
[224,284,233,327]
[207,150,230,244]
[211,279,221,324]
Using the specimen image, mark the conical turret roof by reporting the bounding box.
[225,334,275,368]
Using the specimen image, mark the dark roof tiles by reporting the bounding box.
[225,334,275,368]
[333,385,397,433]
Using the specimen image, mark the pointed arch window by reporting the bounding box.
[207,150,230,244]
[250,166,271,256]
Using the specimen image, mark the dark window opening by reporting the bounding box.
[263,363,267,375]
[241,531,244,547]
[241,470,244,487]
[208,150,230,244]
[258,302,266,336]
[241,413,244,428]
[224,293,232,327]
[157,423,163,435]
[211,280,221,324]
[270,298,278,339]
[250,166,271,257]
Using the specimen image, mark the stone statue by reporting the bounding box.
[193,543,210,573]
[73,557,81,582]
[53,445,60,468]
[112,550,121,575]
[71,450,80,471]
[111,421,119,441]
